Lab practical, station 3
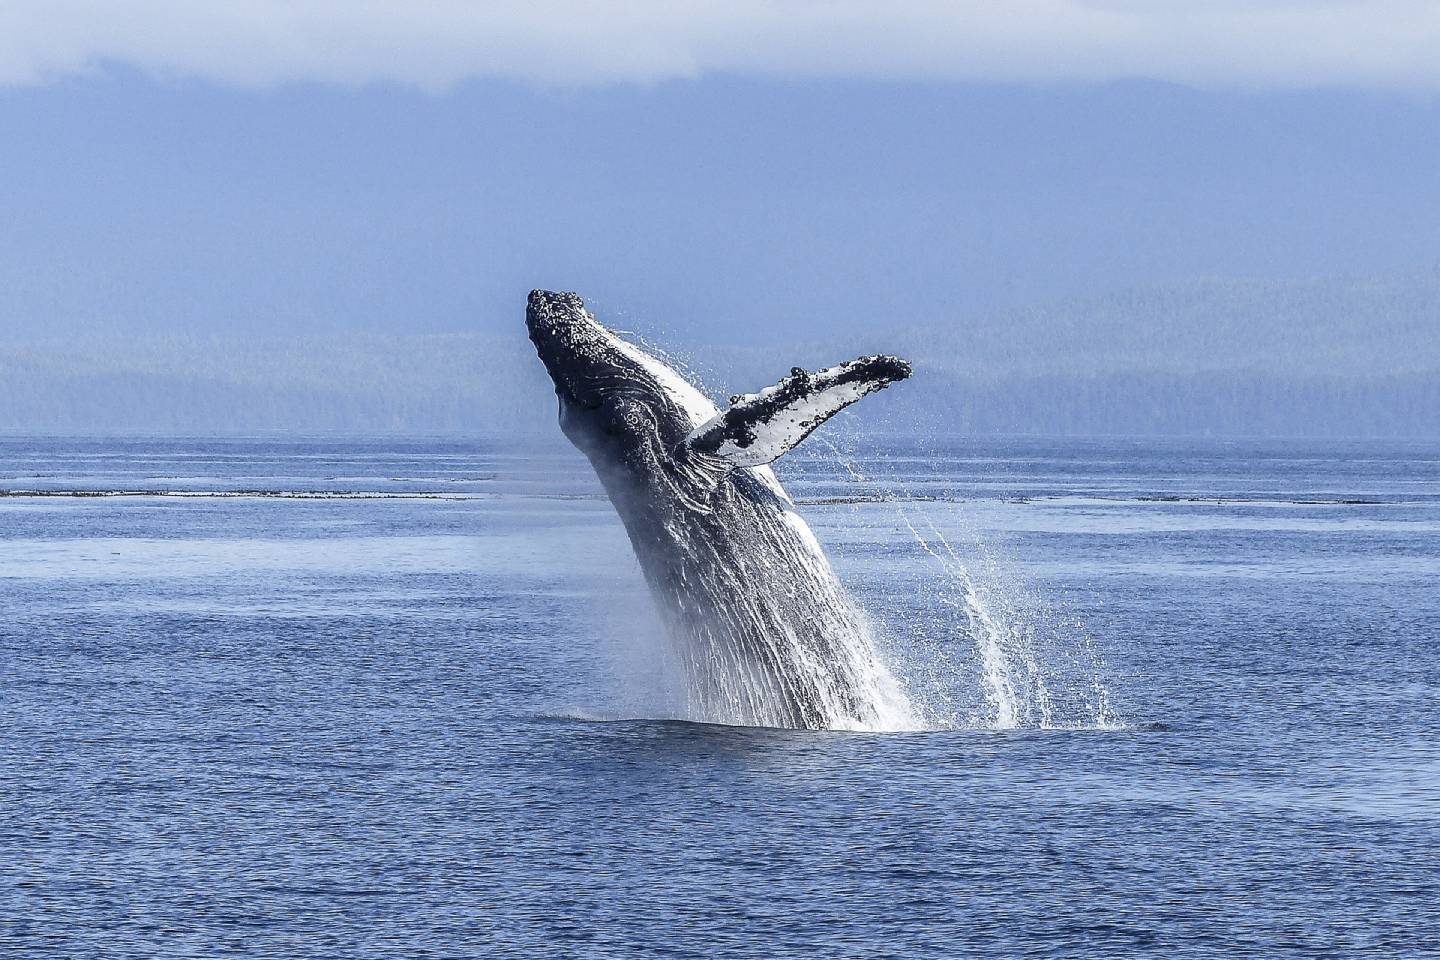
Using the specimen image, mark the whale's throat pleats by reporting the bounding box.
[622,472,915,731]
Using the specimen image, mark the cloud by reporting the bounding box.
[2,0,1439,91]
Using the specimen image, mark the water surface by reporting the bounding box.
[3,436,1437,957]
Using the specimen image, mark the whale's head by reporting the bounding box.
[528,288,913,506]
[526,289,716,470]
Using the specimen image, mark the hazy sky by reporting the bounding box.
[3,2,1439,342]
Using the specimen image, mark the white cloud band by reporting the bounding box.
[2,0,1438,90]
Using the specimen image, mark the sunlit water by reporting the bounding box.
[3,435,1438,957]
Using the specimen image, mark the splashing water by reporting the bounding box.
[578,333,1116,732]
[811,436,1121,731]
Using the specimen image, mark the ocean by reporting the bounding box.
[3,435,1437,957]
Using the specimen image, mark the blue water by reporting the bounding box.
[3,436,1438,957]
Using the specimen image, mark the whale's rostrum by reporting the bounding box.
[526,289,914,730]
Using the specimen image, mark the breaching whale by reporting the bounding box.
[527,290,914,729]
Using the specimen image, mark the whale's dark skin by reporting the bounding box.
[526,289,913,729]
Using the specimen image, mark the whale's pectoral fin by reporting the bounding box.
[684,355,912,468]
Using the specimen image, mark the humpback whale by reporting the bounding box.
[527,290,914,730]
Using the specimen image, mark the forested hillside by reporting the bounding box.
[4,271,1437,438]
